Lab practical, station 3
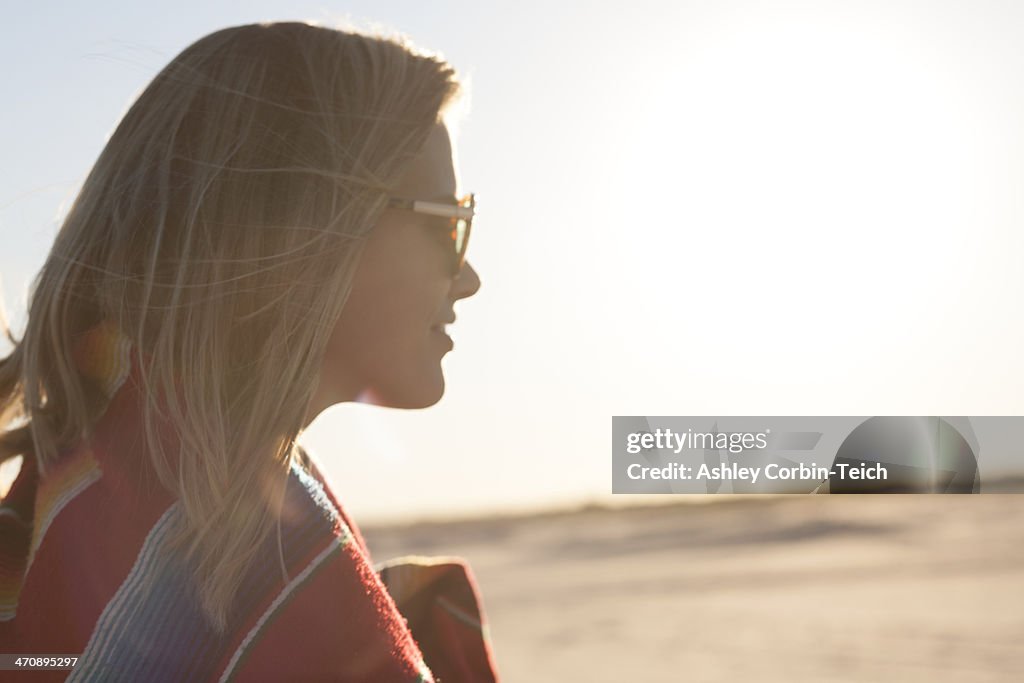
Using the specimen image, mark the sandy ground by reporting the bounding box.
[362,494,1024,682]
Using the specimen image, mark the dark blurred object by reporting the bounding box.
[829,417,979,493]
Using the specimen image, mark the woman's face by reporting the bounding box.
[307,123,481,420]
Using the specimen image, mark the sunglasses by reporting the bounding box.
[385,193,475,276]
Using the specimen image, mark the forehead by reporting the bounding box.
[392,122,458,201]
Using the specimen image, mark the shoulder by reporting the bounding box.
[210,449,433,682]
[36,447,431,682]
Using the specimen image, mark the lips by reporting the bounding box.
[430,316,456,333]
[431,317,455,350]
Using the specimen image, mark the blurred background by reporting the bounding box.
[2,1,1023,679]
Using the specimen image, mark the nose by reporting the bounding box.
[452,260,481,300]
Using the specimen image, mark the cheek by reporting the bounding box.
[321,222,451,405]
[328,270,443,386]
[364,273,435,344]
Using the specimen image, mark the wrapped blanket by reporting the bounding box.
[0,321,500,682]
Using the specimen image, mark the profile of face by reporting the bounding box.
[307,123,481,420]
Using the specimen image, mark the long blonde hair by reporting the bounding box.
[0,21,461,632]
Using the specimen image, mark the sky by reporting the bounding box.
[3,0,1024,522]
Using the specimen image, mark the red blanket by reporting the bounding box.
[0,321,501,681]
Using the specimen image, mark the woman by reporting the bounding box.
[0,21,498,682]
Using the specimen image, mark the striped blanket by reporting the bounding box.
[0,321,500,681]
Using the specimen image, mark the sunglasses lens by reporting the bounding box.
[448,218,465,273]
[451,195,473,273]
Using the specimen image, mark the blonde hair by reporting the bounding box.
[0,21,461,632]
